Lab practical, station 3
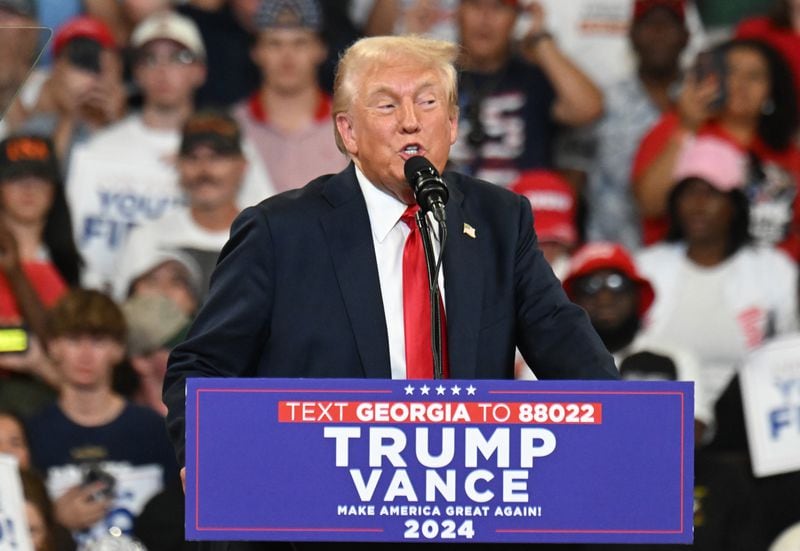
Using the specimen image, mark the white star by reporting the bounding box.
[466,385,476,396]
[404,384,415,395]
[451,385,461,396]
[436,385,446,395]
[420,385,431,395]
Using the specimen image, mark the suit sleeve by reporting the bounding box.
[513,195,619,380]
[162,206,275,465]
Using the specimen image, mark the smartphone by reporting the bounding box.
[693,48,727,112]
[0,327,28,354]
[82,464,116,501]
[65,38,103,74]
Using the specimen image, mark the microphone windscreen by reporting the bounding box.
[403,155,436,183]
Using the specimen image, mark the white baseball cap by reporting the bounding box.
[131,11,205,59]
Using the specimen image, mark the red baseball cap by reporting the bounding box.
[562,242,655,316]
[53,16,116,58]
[510,169,578,248]
[632,0,685,23]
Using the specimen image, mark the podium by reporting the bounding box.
[185,378,693,544]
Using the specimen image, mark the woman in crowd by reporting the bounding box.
[0,134,82,320]
[0,410,74,551]
[632,38,800,259]
[636,136,798,436]
[0,409,31,468]
[0,135,83,412]
[736,0,800,109]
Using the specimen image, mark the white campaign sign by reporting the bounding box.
[66,144,185,290]
[740,335,800,477]
[0,454,33,551]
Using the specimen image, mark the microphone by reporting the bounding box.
[404,156,449,223]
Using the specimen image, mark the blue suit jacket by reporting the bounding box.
[163,164,617,462]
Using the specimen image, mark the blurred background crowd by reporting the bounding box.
[0,0,799,549]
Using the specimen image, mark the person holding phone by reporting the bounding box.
[0,135,82,413]
[632,38,800,260]
[26,289,179,548]
[10,15,126,168]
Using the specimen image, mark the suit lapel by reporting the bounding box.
[320,166,392,379]
[442,178,482,380]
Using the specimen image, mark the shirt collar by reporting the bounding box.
[247,89,332,124]
[355,165,408,244]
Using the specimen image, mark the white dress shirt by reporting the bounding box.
[355,166,446,379]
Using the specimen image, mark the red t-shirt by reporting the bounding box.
[0,261,67,379]
[0,261,67,325]
[632,111,800,259]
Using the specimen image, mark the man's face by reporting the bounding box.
[134,39,206,109]
[631,8,688,75]
[335,60,458,204]
[53,53,101,98]
[572,269,638,333]
[131,260,199,316]
[50,335,125,391]
[178,144,246,211]
[252,28,326,95]
[458,0,517,67]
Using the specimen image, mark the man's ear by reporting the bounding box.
[449,106,459,146]
[335,113,358,157]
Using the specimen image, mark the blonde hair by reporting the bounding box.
[332,35,460,153]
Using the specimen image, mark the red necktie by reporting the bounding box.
[401,206,449,379]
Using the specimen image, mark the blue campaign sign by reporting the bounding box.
[185,378,693,544]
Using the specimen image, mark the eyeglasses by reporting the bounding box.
[137,49,197,68]
[574,272,634,296]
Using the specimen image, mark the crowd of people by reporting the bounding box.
[0,0,799,549]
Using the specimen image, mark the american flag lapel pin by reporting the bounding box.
[463,223,476,239]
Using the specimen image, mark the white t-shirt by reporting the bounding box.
[637,243,799,410]
[66,114,274,290]
[113,207,230,302]
[536,0,707,89]
[651,259,743,406]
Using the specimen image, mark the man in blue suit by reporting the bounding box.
[163,33,617,530]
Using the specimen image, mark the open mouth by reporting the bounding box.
[400,144,424,159]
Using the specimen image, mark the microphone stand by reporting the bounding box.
[415,210,447,380]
